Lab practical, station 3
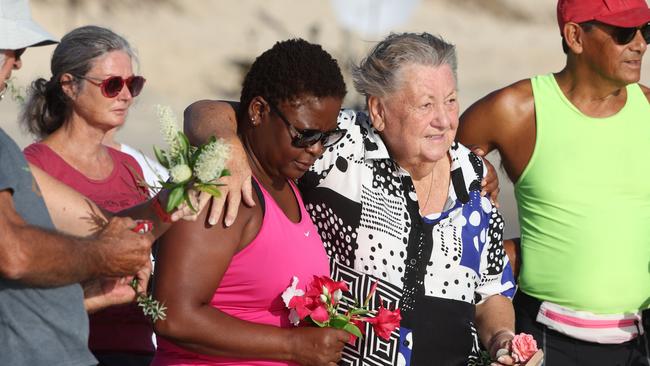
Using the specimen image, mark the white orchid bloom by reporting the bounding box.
[281,276,304,308]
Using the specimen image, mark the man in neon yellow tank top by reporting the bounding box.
[458,0,650,364]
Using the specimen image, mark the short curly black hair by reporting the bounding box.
[239,38,346,119]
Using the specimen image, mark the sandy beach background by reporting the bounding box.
[1,0,648,238]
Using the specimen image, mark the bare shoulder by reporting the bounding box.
[463,79,534,124]
[640,84,650,102]
[458,79,535,152]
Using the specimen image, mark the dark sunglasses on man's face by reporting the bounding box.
[268,101,346,148]
[76,75,146,98]
[591,22,650,45]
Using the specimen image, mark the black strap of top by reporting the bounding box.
[251,178,265,212]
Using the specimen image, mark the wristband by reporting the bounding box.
[152,193,173,223]
[488,329,515,359]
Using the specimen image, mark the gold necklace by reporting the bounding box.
[421,170,435,211]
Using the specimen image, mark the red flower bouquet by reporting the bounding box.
[282,276,401,342]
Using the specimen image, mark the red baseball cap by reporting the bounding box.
[557,0,650,32]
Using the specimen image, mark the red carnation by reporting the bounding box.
[365,304,401,340]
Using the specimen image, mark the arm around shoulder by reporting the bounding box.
[183,100,255,227]
[184,100,239,145]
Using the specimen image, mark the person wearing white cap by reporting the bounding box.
[0,0,55,98]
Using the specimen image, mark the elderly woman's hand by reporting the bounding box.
[168,141,255,225]
[487,330,518,366]
[470,146,500,207]
[206,140,255,227]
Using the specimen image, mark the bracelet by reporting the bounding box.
[152,193,173,223]
[488,329,515,358]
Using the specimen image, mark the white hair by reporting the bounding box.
[352,32,457,98]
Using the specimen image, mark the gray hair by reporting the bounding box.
[21,25,136,138]
[352,32,457,98]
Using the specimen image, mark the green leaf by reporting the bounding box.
[343,322,363,339]
[202,182,226,189]
[220,169,231,178]
[189,146,203,167]
[349,308,370,316]
[329,316,350,329]
[159,181,181,190]
[178,131,190,156]
[166,186,185,212]
[196,184,222,198]
[153,145,169,169]
[310,317,327,328]
[183,189,196,213]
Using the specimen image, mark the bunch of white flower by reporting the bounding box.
[170,164,192,183]
[156,104,183,160]
[152,105,230,213]
[194,139,230,183]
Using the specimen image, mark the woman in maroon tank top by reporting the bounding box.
[20,26,153,366]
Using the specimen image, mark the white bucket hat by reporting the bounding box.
[0,0,57,50]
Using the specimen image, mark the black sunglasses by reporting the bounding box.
[587,21,650,45]
[268,101,346,148]
[76,75,146,98]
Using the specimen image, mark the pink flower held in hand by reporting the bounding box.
[307,275,349,305]
[288,295,312,321]
[510,333,538,363]
[309,303,330,323]
[366,304,401,340]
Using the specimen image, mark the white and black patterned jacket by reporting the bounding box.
[298,110,515,366]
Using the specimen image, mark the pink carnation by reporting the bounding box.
[510,333,538,363]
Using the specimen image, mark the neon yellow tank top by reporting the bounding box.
[516,74,650,314]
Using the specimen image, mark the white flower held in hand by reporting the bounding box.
[170,164,192,183]
[194,139,230,182]
[151,105,231,212]
[158,105,183,159]
[281,277,305,326]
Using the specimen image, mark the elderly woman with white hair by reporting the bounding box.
[185,33,518,365]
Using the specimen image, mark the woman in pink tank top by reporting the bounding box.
[152,39,349,365]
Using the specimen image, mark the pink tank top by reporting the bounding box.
[153,178,330,366]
